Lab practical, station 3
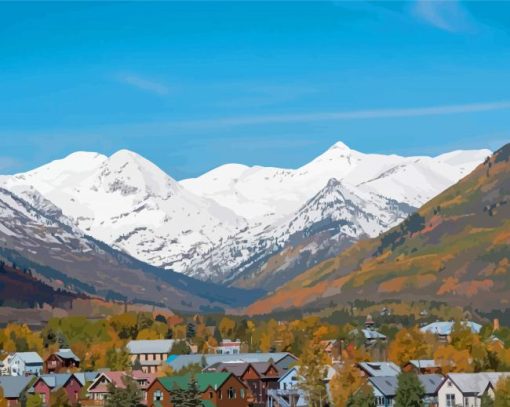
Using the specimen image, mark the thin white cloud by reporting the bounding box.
[412,0,474,33]
[116,73,169,95]
[173,100,510,129]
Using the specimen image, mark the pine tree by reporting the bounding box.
[183,375,203,407]
[133,357,142,371]
[105,376,142,407]
[170,384,187,406]
[395,372,425,407]
[297,338,328,407]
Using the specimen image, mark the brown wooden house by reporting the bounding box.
[147,372,248,407]
[205,361,281,406]
[44,349,80,373]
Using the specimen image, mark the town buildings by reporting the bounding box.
[0,375,34,407]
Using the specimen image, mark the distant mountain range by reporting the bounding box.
[0,187,261,312]
[247,143,510,314]
[0,142,489,292]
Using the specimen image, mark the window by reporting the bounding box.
[240,389,245,399]
[228,387,236,399]
[209,391,213,399]
[446,394,455,407]
[154,390,163,401]
[376,396,385,406]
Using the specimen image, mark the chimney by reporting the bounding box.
[494,318,500,331]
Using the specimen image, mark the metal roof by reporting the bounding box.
[446,373,510,395]
[12,352,43,365]
[167,352,296,372]
[0,375,34,398]
[408,360,439,369]
[56,349,80,362]
[126,339,174,354]
[358,362,401,377]
[420,321,482,336]
[369,374,443,397]
[73,372,100,386]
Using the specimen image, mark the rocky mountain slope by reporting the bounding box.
[0,187,261,311]
[246,143,510,314]
[1,142,490,287]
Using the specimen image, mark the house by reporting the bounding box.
[357,362,401,378]
[403,360,441,374]
[267,365,336,407]
[205,361,281,406]
[166,353,297,374]
[2,352,43,376]
[30,373,83,405]
[368,374,443,407]
[436,372,510,407]
[86,370,156,405]
[126,339,174,373]
[213,339,242,355]
[44,349,80,373]
[420,321,482,342]
[0,375,34,407]
[146,372,249,407]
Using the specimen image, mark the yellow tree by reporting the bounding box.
[330,361,364,407]
[0,386,7,407]
[388,327,435,366]
[434,345,472,373]
[297,338,329,407]
[218,317,236,339]
[495,376,510,407]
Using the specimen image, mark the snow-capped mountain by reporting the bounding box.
[0,186,260,309]
[185,178,415,286]
[2,150,246,273]
[0,142,490,286]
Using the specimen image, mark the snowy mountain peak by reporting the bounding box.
[328,141,351,151]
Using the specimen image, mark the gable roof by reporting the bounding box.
[33,373,72,390]
[358,362,401,377]
[88,370,154,393]
[74,372,100,386]
[361,329,387,340]
[369,374,443,397]
[126,339,174,355]
[167,352,296,371]
[158,372,233,392]
[0,375,34,398]
[12,352,43,365]
[55,348,80,362]
[207,361,280,379]
[445,373,510,395]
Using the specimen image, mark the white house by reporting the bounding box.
[421,321,482,342]
[214,339,242,355]
[2,352,43,376]
[126,339,174,373]
[437,372,510,407]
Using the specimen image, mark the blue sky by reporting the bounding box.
[0,1,509,179]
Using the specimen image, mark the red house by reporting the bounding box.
[30,373,83,405]
[44,349,80,373]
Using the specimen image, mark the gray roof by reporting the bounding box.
[56,349,80,362]
[74,372,100,386]
[408,360,439,369]
[358,362,401,377]
[362,329,387,340]
[447,373,510,395]
[126,339,174,355]
[29,374,71,392]
[0,375,34,398]
[14,352,43,365]
[167,353,296,372]
[420,321,482,336]
[370,374,443,397]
